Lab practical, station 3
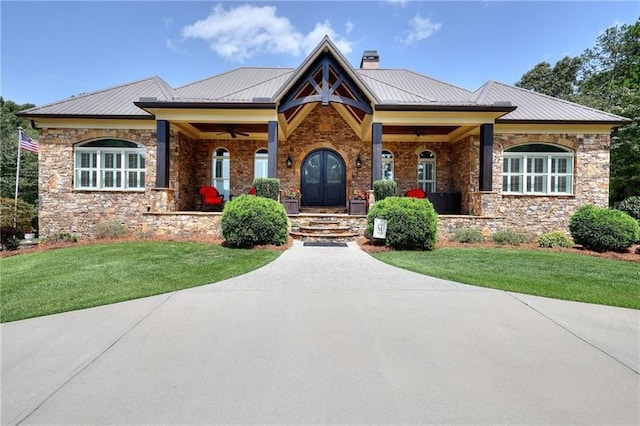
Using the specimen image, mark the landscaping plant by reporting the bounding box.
[0,197,36,250]
[94,219,126,239]
[373,180,397,202]
[569,204,640,252]
[221,194,288,247]
[618,196,640,222]
[366,196,438,250]
[537,231,574,249]
[252,178,280,200]
[491,229,531,246]
[452,227,485,243]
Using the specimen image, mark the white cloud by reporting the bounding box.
[345,20,355,35]
[401,14,441,46]
[385,0,408,6]
[182,4,352,61]
[166,38,185,54]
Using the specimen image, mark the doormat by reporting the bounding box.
[303,241,348,247]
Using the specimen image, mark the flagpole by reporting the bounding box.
[14,128,23,229]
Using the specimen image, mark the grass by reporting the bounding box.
[373,247,640,309]
[1,241,281,322]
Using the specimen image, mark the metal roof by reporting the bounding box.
[21,77,174,117]
[175,68,293,102]
[472,81,630,123]
[19,46,630,125]
[357,69,474,104]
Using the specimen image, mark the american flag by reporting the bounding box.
[19,130,38,154]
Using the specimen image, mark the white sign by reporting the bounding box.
[373,218,388,239]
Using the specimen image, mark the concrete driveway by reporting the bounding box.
[2,241,638,424]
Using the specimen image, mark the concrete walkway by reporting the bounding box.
[2,241,638,424]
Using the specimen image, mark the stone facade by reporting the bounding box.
[36,121,610,240]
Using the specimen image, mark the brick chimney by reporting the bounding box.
[360,50,379,69]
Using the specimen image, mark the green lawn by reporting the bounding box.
[1,241,281,322]
[373,248,640,309]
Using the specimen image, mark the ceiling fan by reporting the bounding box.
[218,126,249,139]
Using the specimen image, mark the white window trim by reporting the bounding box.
[254,149,268,180]
[382,150,394,181]
[417,152,436,193]
[212,148,231,200]
[74,145,145,191]
[503,151,574,195]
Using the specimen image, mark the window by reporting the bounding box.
[417,150,436,192]
[74,139,145,190]
[254,149,268,180]
[382,150,394,181]
[502,144,573,195]
[212,148,230,200]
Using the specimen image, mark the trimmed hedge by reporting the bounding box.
[252,178,280,200]
[221,195,288,247]
[366,196,438,250]
[569,204,640,252]
[373,180,397,202]
[618,196,640,222]
[537,231,574,249]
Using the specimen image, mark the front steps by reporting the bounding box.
[289,214,365,242]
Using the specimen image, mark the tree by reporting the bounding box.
[0,97,38,206]
[515,56,582,100]
[515,19,640,203]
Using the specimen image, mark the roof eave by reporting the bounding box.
[16,112,154,120]
[375,104,518,113]
[496,118,632,126]
[134,101,277,111]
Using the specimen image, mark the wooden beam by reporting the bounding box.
[156,120,170,188]
[372,122,383,183]
[268,121,278,178]
[479,123,493,192]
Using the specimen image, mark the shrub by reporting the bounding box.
[221,194,288,247]
[537,231,573,249]
[452,227,484,243]
[94,220,126,239]
[569,204,640,252]
[252,178,280,200]
[366,196,438,250]
[373,180,397,202]
[3,236,20,251]
[491,229,530,246]
[0,197,37,247]
[618,196,640,222]
[42,232,78,244]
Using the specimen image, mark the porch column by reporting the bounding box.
[372,122,383,183]
[479,123,493,192]
[156,120,170,188]
[267,120,278,178]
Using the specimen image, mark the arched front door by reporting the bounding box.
[301,149,346,207]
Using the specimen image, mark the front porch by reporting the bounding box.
[141,209,506,241]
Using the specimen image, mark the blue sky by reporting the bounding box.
[2,1,638,106]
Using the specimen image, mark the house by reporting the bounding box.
[19,37,629,239]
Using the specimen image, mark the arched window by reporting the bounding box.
[254,148,268,180]
[381,150,394,181]
[212,148,230,199]
[417,150,436,192]
[74,139,145,190]
[503,144,573,194]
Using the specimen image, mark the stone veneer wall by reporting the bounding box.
[279,104,371,197]
[38,127,156,238]
[482,133,610,235]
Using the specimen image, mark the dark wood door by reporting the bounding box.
[301,150,346,207]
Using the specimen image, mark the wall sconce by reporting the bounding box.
[286,154,292,168]
[355,154,362,169]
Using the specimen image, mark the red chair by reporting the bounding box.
[199,186,225,211]
[405,188,426,198]
[248,187,256,195]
